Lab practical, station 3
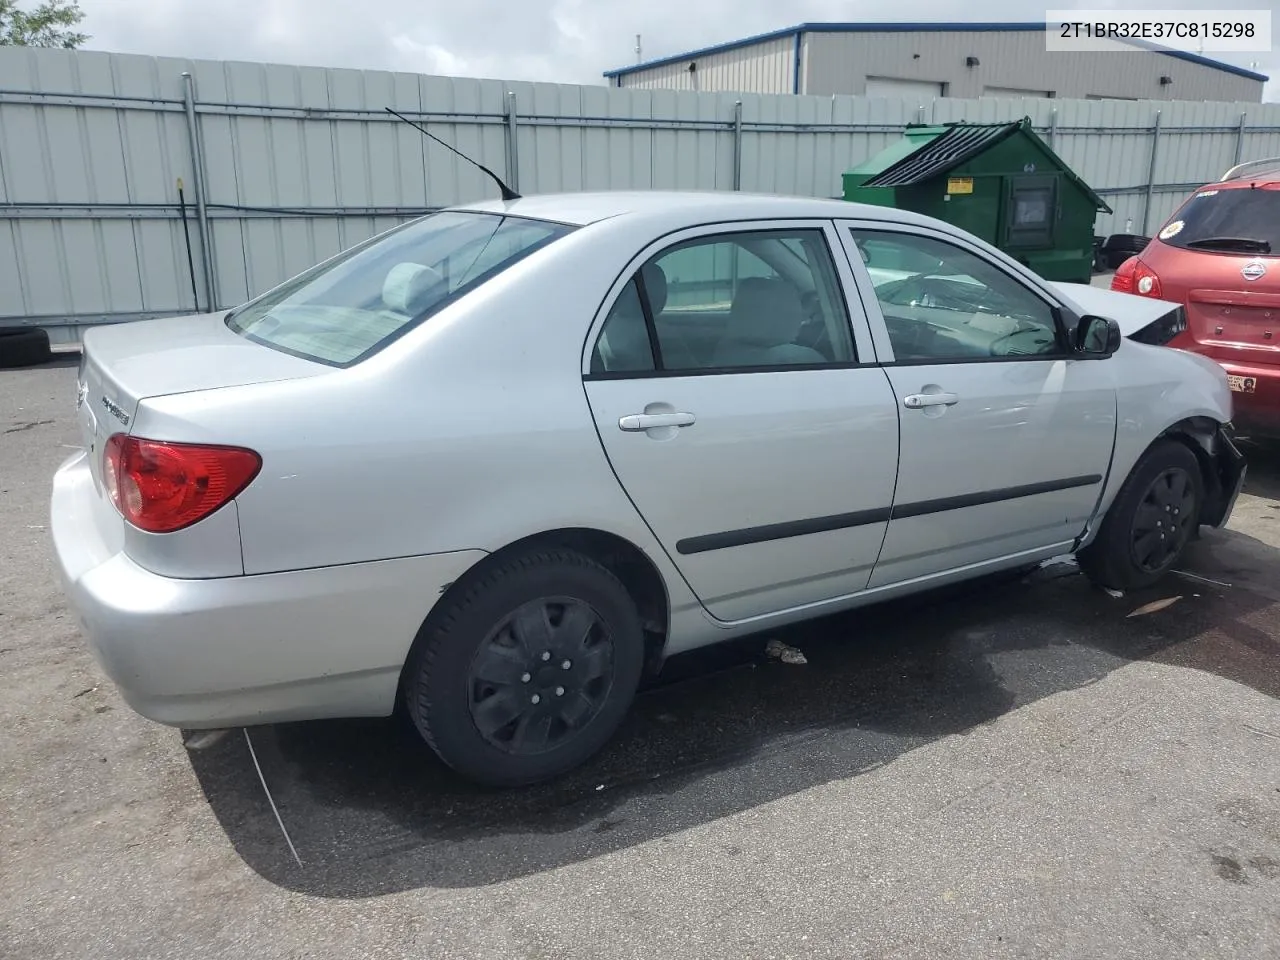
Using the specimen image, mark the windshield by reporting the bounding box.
[226,211,575,366]
[1158,187,1280,256]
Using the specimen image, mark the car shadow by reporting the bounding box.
[1238,438,1280,500]
[20,352,82,370]
[187,505,1280,898]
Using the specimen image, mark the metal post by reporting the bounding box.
[181,72,216,312]
[732,100,743,191]
[1234,112,1248,166]
[1141,109,1162,236]
[916,104,926,124]
[1048,108,1058,150]
[504,92,520,193]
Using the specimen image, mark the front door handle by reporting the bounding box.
[618,411,696,431]
[903,392,959,409]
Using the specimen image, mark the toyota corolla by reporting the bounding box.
[51,191,1245,787]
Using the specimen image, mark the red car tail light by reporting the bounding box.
[1111,256,1163,298]
[103,435,262,533]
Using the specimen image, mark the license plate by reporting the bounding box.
[1227,375,1257,394]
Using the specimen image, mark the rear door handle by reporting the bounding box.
[618,412,696,431]
[903,392,959,408]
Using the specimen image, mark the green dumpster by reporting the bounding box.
[842,118,1111,283]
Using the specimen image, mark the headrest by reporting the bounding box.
[382,262,446,315]
[641,262,668,315]
[729,278,805,346]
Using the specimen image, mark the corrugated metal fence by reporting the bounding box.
[3,47,1280,342]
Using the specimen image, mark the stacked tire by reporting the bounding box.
[0,327,53,369]
[1103,234,1151,270]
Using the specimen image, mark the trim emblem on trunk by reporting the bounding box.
[100,396,130,427]
[1242,259,1266,281]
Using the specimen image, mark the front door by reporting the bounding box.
[840,221,1118,587]
[583,221,900,622]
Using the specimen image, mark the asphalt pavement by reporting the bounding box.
[3,360,1279,960]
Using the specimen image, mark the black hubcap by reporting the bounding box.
[1130,467,1196,574]
[467,597,615,755]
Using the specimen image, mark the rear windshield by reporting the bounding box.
[226,211,574,366]
[1159,187,1280,256]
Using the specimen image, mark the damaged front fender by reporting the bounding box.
[1200,426,1248,528]
[1172,420,1248,528]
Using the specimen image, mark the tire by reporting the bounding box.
[1077,440,1204,592]
[403,548,645,788]
[0,326,52,369]
[1103,234,1151,268]
[1104,233,1151,253]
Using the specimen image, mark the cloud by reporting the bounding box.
[77,0,1276,99]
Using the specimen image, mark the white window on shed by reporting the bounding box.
[982,86,1053,99]
[863,77,945,99]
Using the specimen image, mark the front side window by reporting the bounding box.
[589,228,856,375]
[227,212,574,366]
[851,229,1062,362]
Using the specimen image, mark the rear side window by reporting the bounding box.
[588,228,856,376]
[227,212,574,366]
[1159,188,1280,256]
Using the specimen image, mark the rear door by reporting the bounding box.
[838,220,1117,587]
[583,220,901,623]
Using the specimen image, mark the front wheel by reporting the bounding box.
[1078,440,1204,592]
[403,548,645,788]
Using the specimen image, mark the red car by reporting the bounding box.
[1112,158,1280,438]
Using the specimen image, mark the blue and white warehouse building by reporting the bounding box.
[604,23,1267,103]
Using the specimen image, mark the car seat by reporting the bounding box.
[711,278,826,368]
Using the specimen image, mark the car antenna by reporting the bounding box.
[384,106,520,201]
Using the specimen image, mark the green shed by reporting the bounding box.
[842,118,1111,283]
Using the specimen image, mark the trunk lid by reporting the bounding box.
[76,312,328,493]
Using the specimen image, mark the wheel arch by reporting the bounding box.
[1156,416,1242,527]
[397,527,672,702]
[1082,414,1235,553]
[1076,422,1214,590]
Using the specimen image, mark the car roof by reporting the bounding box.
[448,190,941,230]
[1196,180,1279,193]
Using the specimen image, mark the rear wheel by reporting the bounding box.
[1078,440,1203,592]
[403,548,644,787]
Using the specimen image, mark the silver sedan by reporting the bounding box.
[51,191,1245,786]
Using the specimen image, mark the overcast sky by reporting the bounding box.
[76,0,1277,99]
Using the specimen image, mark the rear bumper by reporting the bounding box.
[51,451,486,728]
[1218,359,1280,439]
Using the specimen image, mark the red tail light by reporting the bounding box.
[103,435,261,533]
[1110,256,1163,298]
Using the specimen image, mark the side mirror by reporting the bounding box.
[1074,314,1122,358]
